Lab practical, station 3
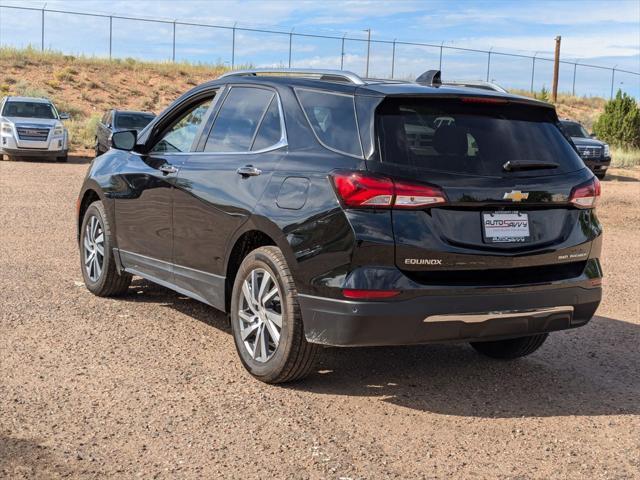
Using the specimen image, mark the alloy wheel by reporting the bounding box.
[238,268,283,362]
[83,215,105,282]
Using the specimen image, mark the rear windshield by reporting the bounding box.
[2,101,57,119]
[115,113,154,130]
[377,98,584,176]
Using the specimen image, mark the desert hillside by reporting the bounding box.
[1,47,608,151]
[1,48,227,150]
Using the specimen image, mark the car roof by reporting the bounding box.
[114,110,155,116]
[5,96,52,104]
[206,69,552,109]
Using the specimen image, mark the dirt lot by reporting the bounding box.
[1,158,638,479]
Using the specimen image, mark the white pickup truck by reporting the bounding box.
[0,96,69,162]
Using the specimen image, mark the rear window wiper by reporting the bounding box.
[503,160,560,172]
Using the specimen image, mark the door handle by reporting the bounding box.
[236,165,262,177]
[160,164,178,175]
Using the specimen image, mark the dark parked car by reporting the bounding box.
[77,69,603,383]
[95,109,155,156]
[560,119,610,179]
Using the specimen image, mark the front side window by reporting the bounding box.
[205,87,278,152]
[2,101,57,119]
[296,89,362,157]
[151,97,213,153]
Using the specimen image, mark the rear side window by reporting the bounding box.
[205,87,276,152]
[296,89,362,158]
[251,98,282,151]
[377,98,584,176]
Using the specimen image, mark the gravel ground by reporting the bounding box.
[1,158,639,479]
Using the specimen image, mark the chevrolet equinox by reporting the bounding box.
[76,69,603,383]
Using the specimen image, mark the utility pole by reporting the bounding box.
[340,33,346,70]
[551,35,561,103]
[364,29,371,78]
[530,51,539,93]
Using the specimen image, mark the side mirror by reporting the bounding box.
[590,133,597,139]
[58,112,70,120]
[112,130,137,151]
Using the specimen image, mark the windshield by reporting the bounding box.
[560,121,589,138]
[377,98,584,177]
[2,101,57,119]
[115,113,154,130]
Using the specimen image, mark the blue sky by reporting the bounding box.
[1,0,639,97]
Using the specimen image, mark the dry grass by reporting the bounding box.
[611,147,640,168]
[509,89,606,130]
[0,47,229,149]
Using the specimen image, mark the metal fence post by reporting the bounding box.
[530,52,539,93]
[172,21,176,62]
[288,28,294,68]
[231,22,236,68]
[340,33,345,70]
[486,47,492,82]
[610,67,616,99]
[41,7,45,51]
[364,29,371,77]
[109,16,113,59]
[391,39,396,79]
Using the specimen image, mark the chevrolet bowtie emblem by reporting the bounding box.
[503,190,529,202]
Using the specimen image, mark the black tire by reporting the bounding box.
[79,200,131,297]
[230,246,320,384]
[595,172,606,180]
[56,154,68,162]
[470,333,548,359]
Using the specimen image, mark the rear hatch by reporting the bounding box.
[370,96,599,285]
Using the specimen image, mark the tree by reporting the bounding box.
[593,90,640,149]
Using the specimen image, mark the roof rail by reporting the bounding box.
[219,68,366,85]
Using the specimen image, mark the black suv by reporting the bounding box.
[77,69,602,383]
[560,119,611,179]
[95,109,155,157]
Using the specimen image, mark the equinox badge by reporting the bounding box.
[503,190,529,202]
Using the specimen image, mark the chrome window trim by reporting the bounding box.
[293,87,364,160]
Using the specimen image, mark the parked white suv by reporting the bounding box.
[0,96,69,162]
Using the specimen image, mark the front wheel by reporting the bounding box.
[470,333,548,359]
[230,246,320,384]
[80,200,131,296]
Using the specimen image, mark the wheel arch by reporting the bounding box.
[224,217,301,313]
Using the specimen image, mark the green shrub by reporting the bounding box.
[593,90,640,149]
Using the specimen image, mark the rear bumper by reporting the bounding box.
[299,283,601,346]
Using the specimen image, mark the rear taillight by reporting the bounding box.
[569,177,601,208]
[330,171,446,209]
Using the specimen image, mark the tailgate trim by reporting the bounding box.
[423,305,574,323]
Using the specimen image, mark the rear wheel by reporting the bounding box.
[56,154,68,162]
[80,200,131,296]
[595,172,606,180]
[230,246,320,384]
[470,333,548,359]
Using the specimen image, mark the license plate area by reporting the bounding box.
[482,211,531,244]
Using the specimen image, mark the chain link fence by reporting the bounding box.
[1,4,638,99]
